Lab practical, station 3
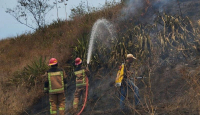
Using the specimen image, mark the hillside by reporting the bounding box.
[0,0,200,115]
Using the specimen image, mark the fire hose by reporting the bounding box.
[77,77,89,115]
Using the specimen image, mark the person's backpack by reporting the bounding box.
[115,63,125,87]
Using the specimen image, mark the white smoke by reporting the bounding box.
[151,0,177,13]
[119,0,178,21]
[120,0,144,20]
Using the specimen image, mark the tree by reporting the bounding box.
[69,1,87,19]
[6,0,54,30]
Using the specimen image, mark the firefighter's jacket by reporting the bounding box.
[44,67,67,94]
[121,63,131,87]
[74,66,90,87]
[115,63,125,86]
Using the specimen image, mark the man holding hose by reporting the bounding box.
[73,57,90,114]
[115,54,141,111]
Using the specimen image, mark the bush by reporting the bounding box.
[10,57,49,87]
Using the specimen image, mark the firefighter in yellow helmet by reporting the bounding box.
[44,58,67,115]
[73,57,90,113]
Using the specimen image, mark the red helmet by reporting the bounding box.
[75,57,82,65]
[49,58,58,66]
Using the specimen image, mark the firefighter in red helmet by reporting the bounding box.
[72,57,90,114]
[44,58,67,115]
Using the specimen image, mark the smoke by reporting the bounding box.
[120,0,144,20]
[151,0,177,13]
[119,0,178,21]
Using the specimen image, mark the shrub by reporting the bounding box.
[10,57,49,87]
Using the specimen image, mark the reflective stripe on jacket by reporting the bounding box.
[74,69,88,87]
[48,71,64,94]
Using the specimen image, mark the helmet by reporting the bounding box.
[75,57,82,65]
[127,54,136,59]
[49,58,58,66]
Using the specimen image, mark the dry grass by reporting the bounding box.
[153,61,200,114]
[0,3,124,115]
[0,1,200,114]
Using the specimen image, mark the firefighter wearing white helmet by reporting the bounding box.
[115,54,140,111]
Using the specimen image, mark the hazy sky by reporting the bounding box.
[0,0,120,40]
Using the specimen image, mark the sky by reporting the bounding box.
[0,0,120,40]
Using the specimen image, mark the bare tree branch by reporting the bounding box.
[6,0,54,30]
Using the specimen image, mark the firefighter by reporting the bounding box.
[116,54,140,111]
[73,57,90,113]
[44,58,67,115]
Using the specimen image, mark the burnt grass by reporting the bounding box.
[21,0,200,115]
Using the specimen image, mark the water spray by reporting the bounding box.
[77,19,116,115]
[86,19,115,65]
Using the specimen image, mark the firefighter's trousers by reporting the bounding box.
[49,93,65,115]
[73,87,86,110]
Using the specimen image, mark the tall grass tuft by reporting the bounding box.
[10,57,49,87]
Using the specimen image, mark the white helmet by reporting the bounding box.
[127,54,136,59]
